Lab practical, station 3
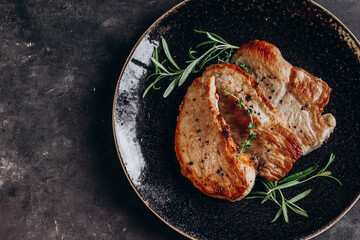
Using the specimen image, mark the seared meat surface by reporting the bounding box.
[201,64,303,181]
[175,40,336,199]
[233,40,336,155]
[175,74,256,201]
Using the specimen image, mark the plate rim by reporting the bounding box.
[112,1,196,239]
[112,0,360,239]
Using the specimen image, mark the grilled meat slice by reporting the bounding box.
[201,63,303,181]
[175,74,256,201]
[233,40,336,155]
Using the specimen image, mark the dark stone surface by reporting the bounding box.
[0,0,358,239]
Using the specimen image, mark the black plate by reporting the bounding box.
[113,0,360,239]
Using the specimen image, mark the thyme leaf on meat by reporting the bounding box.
[223,86,256,155]
[245,154,341,223]
[236,61,249,73]
[143,30,239,98]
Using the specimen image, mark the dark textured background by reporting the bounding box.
[0,0,358,239]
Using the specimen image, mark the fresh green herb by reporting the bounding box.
[245,108,253,115]
[237,61,249,73]
[218,49,236,64]
[245,154,341,223]
[143,30,239,98]
[223,86,256,155]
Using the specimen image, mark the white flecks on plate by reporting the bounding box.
[114,35,159,187]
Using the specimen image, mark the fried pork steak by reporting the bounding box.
[175,74,256,201]
[233,40,336,155]
[174,40,336,200]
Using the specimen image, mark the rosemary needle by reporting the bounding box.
[143,30,239,98]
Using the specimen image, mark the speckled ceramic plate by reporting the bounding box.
[112,0,360,239]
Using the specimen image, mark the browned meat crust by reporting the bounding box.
[175,75,256,201]
[233,40,336,155]
[201,63,303,181]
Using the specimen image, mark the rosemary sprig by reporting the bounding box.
[245,154,342,223]
[223,86,256,155]
[143,30,239,98]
